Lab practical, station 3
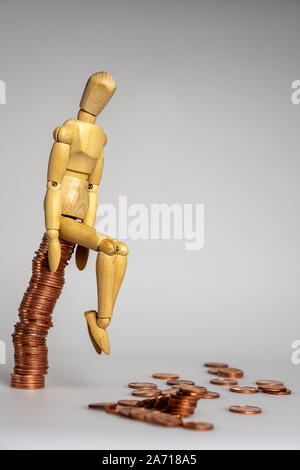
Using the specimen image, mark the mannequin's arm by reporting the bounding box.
[44,140,70,272]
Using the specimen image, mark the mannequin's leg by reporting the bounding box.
[96,251,116,328]
[113,253,128,308]
[59,216,128,355]
[96,242,128,329]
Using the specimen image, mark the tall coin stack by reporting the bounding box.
[11,233,75,389]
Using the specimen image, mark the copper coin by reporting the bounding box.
[260,384,286,392]
[88,402,117,410]
[182,421,214,431]
[11,375,45,381]
[202,391,220,399]
[106,406,120,415]
[11,384,44,389]
[210,378,238,386]
[117,399,139,407]
[118,407,132,417]
[11,375,45,385]
[204,362,229,368]
[128,407,149,421]
[168,398,197,405]
[186,385,207,392]
[178,385,207,395]
[207,368,219,375]
[263,388,291,395]
[229,405,262,415]
[11,373,43,380]
[132,389,162,397]
[230,386,258,394]
[168,402,198,409]
[256,380,284,387]
[166,379,195,386]
[151,413,182,427]
[151,396,167,409]
[128,382,157,389]
[178,384,207,394]
[169,397,198,406]
[152,373,179,380]
[160,388,177,396]
[137,397,157,408]
[218,367,244,378]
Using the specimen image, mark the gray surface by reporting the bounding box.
[0,360,299,450]
[0,0,300,450]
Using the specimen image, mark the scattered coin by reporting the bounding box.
[182,421,214,431]
[88,402,117,410]
[119,407,132,417]
[263,388,291,396]
[122,407,182,427]
[210,378,238,386]
[88,368,289,429]
[229,405,262,415]
[132,388,162,397]
[129,407,148,420]
[218,368,244,378]
[150,412,182,427]
[256,380,284,387]
[260,384,286,392]
[178,385,207,397]
[152,373,179,380]
[128,382,157,389]
[117,399,140,407]
[202,391,220,399]
[207,368,219,375]
[204,362,229,368]
[229,386,258,394]
[106,406,120,415]
[160,388,177,396]
[166,379,195,386]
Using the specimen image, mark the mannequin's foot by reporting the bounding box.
[84,310,110,355]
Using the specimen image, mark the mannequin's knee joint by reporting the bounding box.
[99,239,116,256]
[116,241,128,256]
[98,239,128,256]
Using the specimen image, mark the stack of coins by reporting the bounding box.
[89,402,212,430]
[136,393,172,411]
[11,233,74,389]
[166,385,204,417]
[256,380,292,395]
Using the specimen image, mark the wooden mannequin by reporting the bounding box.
[44,72,128,355]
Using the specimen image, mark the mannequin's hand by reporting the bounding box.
[47,229,61,272]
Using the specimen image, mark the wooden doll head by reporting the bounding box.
[79,72,117,117]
